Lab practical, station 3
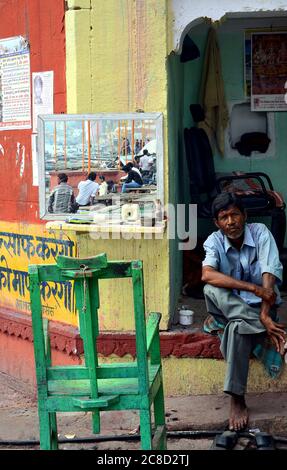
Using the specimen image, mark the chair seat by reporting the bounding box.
[29,255,166,449]
[47,364,161,397]
[72,395,120,409]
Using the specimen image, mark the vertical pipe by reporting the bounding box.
[109,121,114,159]
[142,120,145,149]
[131,120,135,161]
[82,120,85,172]
[117,120,121,169]
[64,121,67,169]
[88,120,91,173]
[124,121,127,163]
[54,121,57,167]
[97,121,100,162]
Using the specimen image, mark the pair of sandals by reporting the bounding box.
[211,431,275,450]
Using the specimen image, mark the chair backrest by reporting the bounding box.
[184,127,216,196]
[28,253,151,396]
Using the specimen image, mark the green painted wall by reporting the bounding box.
[167,53,187,323]
[170,20,287,245]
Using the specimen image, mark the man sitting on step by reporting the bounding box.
[202,192,286,432]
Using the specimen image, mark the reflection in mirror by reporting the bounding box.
[38,113,163,224]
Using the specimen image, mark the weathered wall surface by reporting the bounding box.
[65,0,172,329]
[0,1,73,324]
[168,0,287,53]
[0,221,78,324]
[77,234,170,330]
[0,0,173,330]
[0,0,66,224]
[66,0,168,114]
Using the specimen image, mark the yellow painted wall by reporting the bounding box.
[66,0,168,114]
[99,354,287,396]
[65,0,169,198]
[77,232,170,330]
[162,358,287,396]
[65,0,171,329]
[0,222,78,325]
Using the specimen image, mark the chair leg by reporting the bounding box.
[38,408,53,450]
[153,383,167,450]
[49,412,58,450]
[92,411,100,434]
[139,409,153,450]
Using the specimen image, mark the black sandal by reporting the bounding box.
[254,432,275,450]
[210,430,238,450]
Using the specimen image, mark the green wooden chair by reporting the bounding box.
[28,253,166,450]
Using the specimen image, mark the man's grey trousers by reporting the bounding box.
[203,284,273,396]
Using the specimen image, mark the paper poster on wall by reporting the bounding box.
[32,71,54,133]
[31,133,38,186]
[251,32,287,111]
[0,36,31,130]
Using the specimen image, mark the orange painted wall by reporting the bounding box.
[0,0,66,224]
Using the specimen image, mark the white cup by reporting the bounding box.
[179,309,194,326]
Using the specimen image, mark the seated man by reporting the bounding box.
[73,171,99,211]
[202,192,286,431]
[48,173,75,214]
[121,164,143,193]
[98,175,108,196]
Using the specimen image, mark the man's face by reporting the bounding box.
[214,204,246,240]
[35,82,42,98]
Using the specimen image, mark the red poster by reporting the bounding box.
[251,32,287,111]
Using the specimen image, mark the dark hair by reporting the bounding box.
[212,192,245,220]
[126,162,134,169]
[143,149,149,155]
[34,75,43,87]
[99,175,105,181]
[58,173,68,183]
[107,180,115,192]
[88,172,97,181]
[122,165,131,173]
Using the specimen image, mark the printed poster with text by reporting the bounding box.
[251,32,287,111]
[32,71,54,133]
[0,36,31,130]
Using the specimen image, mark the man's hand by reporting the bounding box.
[253,286,277,305]
[260,315,286,352]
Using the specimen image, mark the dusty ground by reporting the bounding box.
[1,372,287,451]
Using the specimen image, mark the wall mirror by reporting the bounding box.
[38,113,164,224]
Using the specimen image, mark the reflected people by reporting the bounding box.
[73,171,99,211]
[121,164,143,193]
[98,175,108,196]
[139,149,153,182]
[120,137,131,155]
[48,173,75,213]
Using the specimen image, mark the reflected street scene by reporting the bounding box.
[38,114,163,223]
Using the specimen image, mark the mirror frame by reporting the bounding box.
[37,112,164,221]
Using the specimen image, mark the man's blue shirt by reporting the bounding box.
[202,223,283,305]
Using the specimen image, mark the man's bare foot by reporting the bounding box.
[229,394,249,431]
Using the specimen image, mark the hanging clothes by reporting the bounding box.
[199,27,229,156]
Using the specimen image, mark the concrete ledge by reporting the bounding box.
[0,308,82,356]
[2,308,286,396]
[0,307,222,358]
